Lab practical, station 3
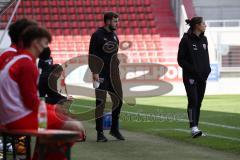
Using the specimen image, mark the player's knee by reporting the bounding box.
[62,120,85,132]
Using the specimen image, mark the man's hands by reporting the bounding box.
[92,73,99,81]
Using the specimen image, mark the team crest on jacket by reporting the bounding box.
[203,44,207,50]
[193,44,198,51]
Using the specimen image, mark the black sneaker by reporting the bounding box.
[110,130,125,140]
[192,130,202,138]
[97,132,108,142]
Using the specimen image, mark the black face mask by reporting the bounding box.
[39,47,51,60]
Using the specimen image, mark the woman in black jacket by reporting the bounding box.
[177,17,211,138]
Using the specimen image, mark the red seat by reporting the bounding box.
[129,14,136,20]
[89,21,96,28]
[118,7,126,14]
[68,1,75,7]
[92,0,99,6]
[62,22,69,28]
[96,14,102,21]
[135,0,143,6]
[49,1,57,6]
[138,14,145,20]
[128,7,135,13]
[75,1,83,6]
[52,7,58,14]
[78,14,85,21]
[133,28,140,34]
[69,7,75,14]
[149,28,158,34]
[61,14,68,21]
[63,29,72,35]
[87,14,94,20]
[144,0,151,6]
[147,14,154,20]
[70,14,77,21]
[44,22,51,28]
[73,29,81,35]
[139,20,146,28]
[46,14,52,21]
[35,15,42,21]
[94,7,102,14]
[52,22,61,28]
[131,21,138,28]
[119,0,125,6]
[42,7,49,14]
[146,7,152,13]
[81,29,88,35]
[137,7,144,13]
[121,21,129,28]
[72,22,78,28]
[41,1,48,7]
[84,0,91,7]
[58,0,66,6]
[121,14,128,20]
[125,28,132,35]
[54,29,62,35]
[101,1,108,7]
[32,1,40,6]
[142,28,149,34]
[127,0,134,6]
[17,7,24,13]
[25,1,31,7]
[149,21,156,27]
[79,21,87,28]
[25,8,32,14]
[59,8,67,14]
[109,1,116,6]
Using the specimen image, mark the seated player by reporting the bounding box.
[0,25,85,160]
[0,18,37,154]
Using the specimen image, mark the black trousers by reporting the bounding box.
[183,77,206,128]
[95,76,123,132]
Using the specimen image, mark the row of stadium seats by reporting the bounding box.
[22,0,152,7]
[48,28,159,36]
[16,12,154,21]
[49,41,165,52]
[20,6,153,14]
[52,35,162,42]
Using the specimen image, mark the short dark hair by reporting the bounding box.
[104,11,119,23]
[185,17,203,29]
[52,64,63,74]
[8,18,38,44]
[21,26,52,48]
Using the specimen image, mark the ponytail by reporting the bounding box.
[185,17,203,29]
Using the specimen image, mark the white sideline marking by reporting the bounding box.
[122,111,240,131]
[69,104,240,130]
[152,128,240,142]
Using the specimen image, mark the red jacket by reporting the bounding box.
[10,49,40,112]
[0,48,40,118]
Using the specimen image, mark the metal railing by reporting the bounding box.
[206,20,240,28]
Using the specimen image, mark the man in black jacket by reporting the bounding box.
[38,47,67,104]
[177,17,211,138]
[89,11,124,142]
